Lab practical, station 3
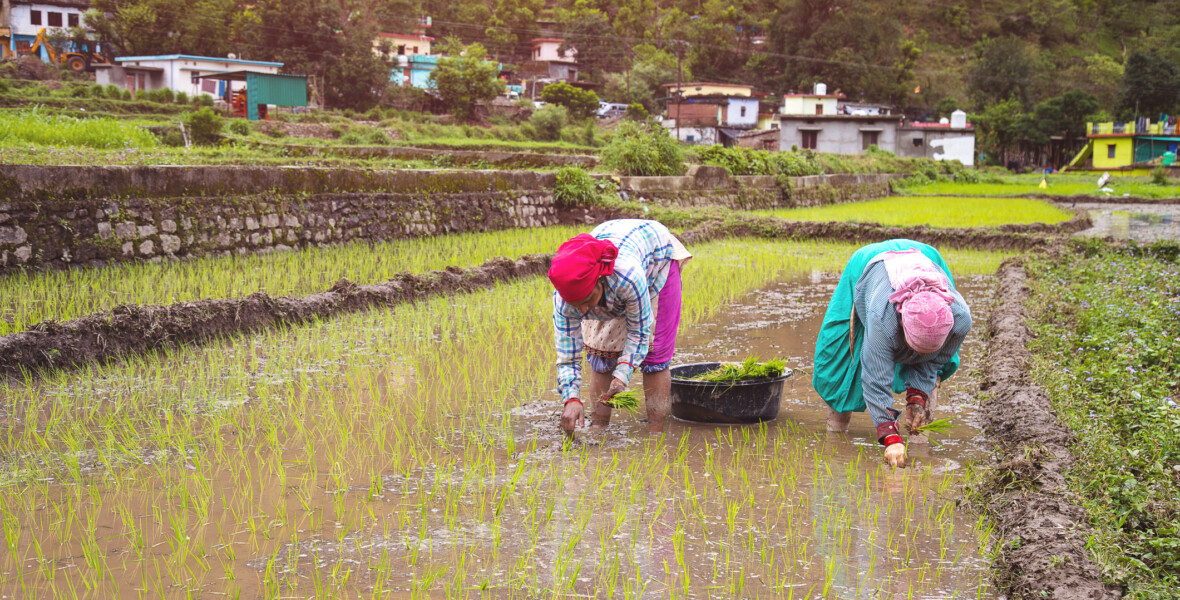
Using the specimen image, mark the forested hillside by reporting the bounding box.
[83,0,1179,118]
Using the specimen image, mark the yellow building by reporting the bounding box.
[1090,136,1135,169]
[661,82,753,98]
[780,93,842,116]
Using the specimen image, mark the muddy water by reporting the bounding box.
[1074,202,1180,241]
[0,264,999,599]
[520,272,999,599]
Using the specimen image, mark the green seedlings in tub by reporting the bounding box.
[691,357,787,382]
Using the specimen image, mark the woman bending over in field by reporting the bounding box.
[812,239,972,468]
[549,219,691,436]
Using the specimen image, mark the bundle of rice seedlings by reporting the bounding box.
[914,418,953,436]
[605,390,641,413]
[692,357,787,382]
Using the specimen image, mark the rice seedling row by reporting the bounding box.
[0,226,584,336]
[0,238,1009,598]
[754,196,1075,229]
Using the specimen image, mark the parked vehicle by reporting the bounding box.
[16,28,114,73]
[597,102,628,118]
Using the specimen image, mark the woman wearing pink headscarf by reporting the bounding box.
[812,239,972,468]
[549,219,691,436]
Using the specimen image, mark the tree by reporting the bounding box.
[1116,51,1180,119]
[85,0,243,57]
[967,36,1036,109]
[430,42,505,121]
[1031,90,1100,141]
[558,11,621,83]
[601,44,688,111]
[972,98,1026,166]
[246,0,390,110]
[541,82,599,120]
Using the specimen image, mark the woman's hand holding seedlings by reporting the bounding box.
[601,378,627,407]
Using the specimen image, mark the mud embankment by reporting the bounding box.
[675,212,1092,251]
[0,255,551,380]
[975,259,1120,600]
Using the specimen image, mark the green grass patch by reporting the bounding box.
[755,196,1075,228]
[0,107,158,149]
[898,173,1180,199]
[1027,241,1180,598]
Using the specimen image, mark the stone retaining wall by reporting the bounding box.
[0,166,561,270]
[0,164,905,271]
[617,167,897,210]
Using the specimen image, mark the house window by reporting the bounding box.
[815,104,823,115]
[686,135,695,142]
[740,106,747,117]
[912,138,923,147]
[397,45,405,56]
[801,131,818,150]
[1107,144,1117,158]
[68,13,80,27]
[30,10,42,25]
[48,12,63,27]
[862,131,880,150]
[412,46,418,54]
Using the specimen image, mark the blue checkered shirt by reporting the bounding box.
[553,220,677,403]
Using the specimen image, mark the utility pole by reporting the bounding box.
[675,40,683,143]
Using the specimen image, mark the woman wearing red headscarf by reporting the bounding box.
[549,219,692,435]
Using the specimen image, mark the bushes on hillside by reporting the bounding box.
[523,105,568,142]
[553,166,617,206]
[540,82,599,120]
[602,121,684,176]
[183,107,224,145]
[695,145,823,177]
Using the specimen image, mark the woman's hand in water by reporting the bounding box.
[884,443,908,468]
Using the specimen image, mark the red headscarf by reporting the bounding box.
[548,234,618,302]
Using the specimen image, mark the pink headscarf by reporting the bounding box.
[548,234,618,302]
[884,256,955,354]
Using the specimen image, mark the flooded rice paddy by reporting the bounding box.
[1074,202,1180,242]
[0,239,1005,599]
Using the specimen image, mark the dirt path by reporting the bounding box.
[976,259,1121,599]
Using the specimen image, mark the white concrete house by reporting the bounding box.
[529,38,577,81]
[98,54,283,97]
[6,0,89,61]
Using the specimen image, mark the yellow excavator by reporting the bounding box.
[16,28,113,73]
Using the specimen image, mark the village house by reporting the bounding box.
[661,82,760,146]
[4,0,89,61]
[529,38,577,82]
[1066,119,1180,172]
[777,83,974,165]
[98,54,283,96]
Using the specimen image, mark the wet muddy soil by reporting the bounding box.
[976,260,1121,599]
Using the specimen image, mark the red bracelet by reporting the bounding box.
[617,361,633,370]
[564,398,582,406]
[882,434,904,447]
[876,421,901,446]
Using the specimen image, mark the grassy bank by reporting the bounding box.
[899,173,1180,199]
[754,196,1075,228]
[1026,240,1180,598]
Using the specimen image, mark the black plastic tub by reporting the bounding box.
[669,362,793,424]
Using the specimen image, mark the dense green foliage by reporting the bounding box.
[183,107,224,145]
[552,166,617,206]
[601,120,684,176]
[540,82,599,120]
[430,42,505,121]
[695,146,822,177]
[1028,242,1180,598]
[0,107,158,149]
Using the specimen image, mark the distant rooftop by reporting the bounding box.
[116,55,284,68]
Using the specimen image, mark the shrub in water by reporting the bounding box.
[602,120,684,176]
[183,107,224,145]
